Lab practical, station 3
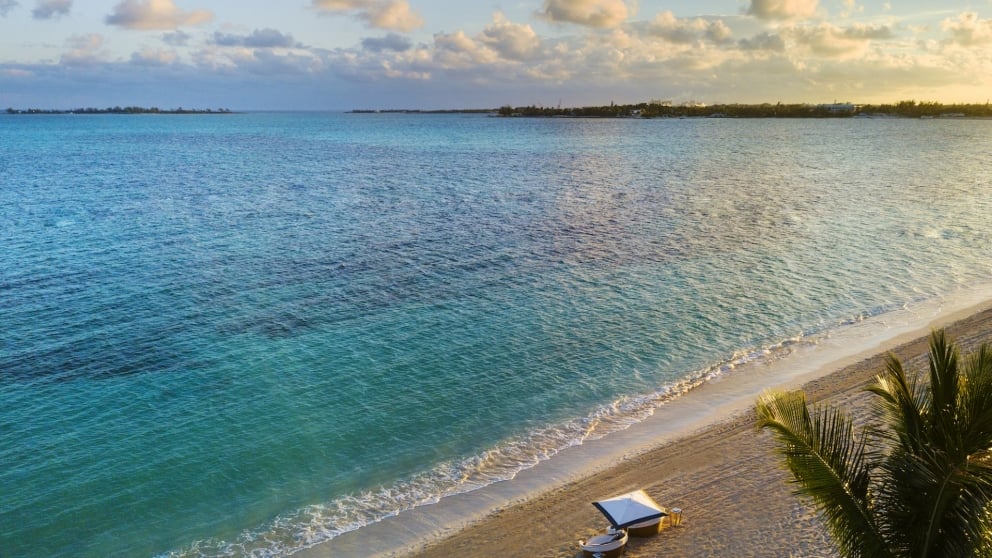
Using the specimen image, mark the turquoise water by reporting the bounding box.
[2,113,991,557]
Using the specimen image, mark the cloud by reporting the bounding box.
[647,11,733,44]
[941,12,992,46]
[433,30,497,68]
[2,67,34,78]
[479,12,540,61]
[361,33,413,52]
[216,48,324,76]
[212,28,297,48]
[747,0,818,21]
[105,0,213,30]
[130,48,178,66]
[312,0,423,32]
[539,0,629,28]
[738,31,786,51]
[365,0,421,31]
[162,30,190,46]
[840,0,863,18]
[0,0,18,17]
[842,23,893,40]
[61,34,107,66]
[32,0,70,19]
[423,13,543,71]
[786,22,889,58]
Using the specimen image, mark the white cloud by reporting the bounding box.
[433,30,496,68]
[7,0,992,109]
[231,49,323,75]
[105,0,213,30]
[647,11,733,44]
[312,0,423,32]
[941,12,992,46]
[417,12,545,71]
[785,22,891,59]
[189,42,325,77]
[747,0,818,21]
[61,34,107,65]
[366,0,421,31]
[539,0,629,28]
[479,12,540,61]
[33,0,70,19]
[0,0,19,17]
[840,0,863,18]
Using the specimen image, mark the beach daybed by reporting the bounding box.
[581,489,668,555]
[580,529,628,558]
[592,489,668,536]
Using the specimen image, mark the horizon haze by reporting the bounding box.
[1,0,991,110]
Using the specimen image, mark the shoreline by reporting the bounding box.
[296,286,992,558]
[405,300,992,558]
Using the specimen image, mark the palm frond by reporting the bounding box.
[756,390,889,557]
[872,333,992,557]
[960,344,992,458]
[758,330,992,558]
[868,355,926,452]
[927,329,961,454]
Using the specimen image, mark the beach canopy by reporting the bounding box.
[592,489,667,529]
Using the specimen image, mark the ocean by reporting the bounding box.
[1,112,990,557]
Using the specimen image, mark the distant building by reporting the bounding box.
[819,103,861,114]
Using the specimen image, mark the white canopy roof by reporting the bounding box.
[592,489,667,529]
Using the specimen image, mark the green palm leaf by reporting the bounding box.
[756,390,889,557]
[757,329,992,558]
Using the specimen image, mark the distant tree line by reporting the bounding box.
[497,100,992,119]
[350,108,493,114]
[5,106,234,115]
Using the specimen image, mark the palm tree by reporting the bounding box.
[756,329,992,557]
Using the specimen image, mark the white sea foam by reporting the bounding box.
[164,309,903,558]
[12,115,991,558]
[187,285,992,558]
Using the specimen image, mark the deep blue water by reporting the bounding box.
[2,113,991,557]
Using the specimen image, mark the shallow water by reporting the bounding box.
[2,113,990,557]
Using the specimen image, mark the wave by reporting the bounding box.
[161,325,837,558]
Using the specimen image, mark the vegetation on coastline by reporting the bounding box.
[350,108,493,114]
[756,330,992,557]
[496,100,992,118]
[5,106,234,115]
[13,101,990,118]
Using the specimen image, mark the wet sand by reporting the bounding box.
[408,305,992,558]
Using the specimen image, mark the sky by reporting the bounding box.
[1,0,991,110]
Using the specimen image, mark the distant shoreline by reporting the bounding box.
[5,107,235,115]
[349,101,992,119]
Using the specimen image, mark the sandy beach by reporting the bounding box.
[406,304,992,558]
